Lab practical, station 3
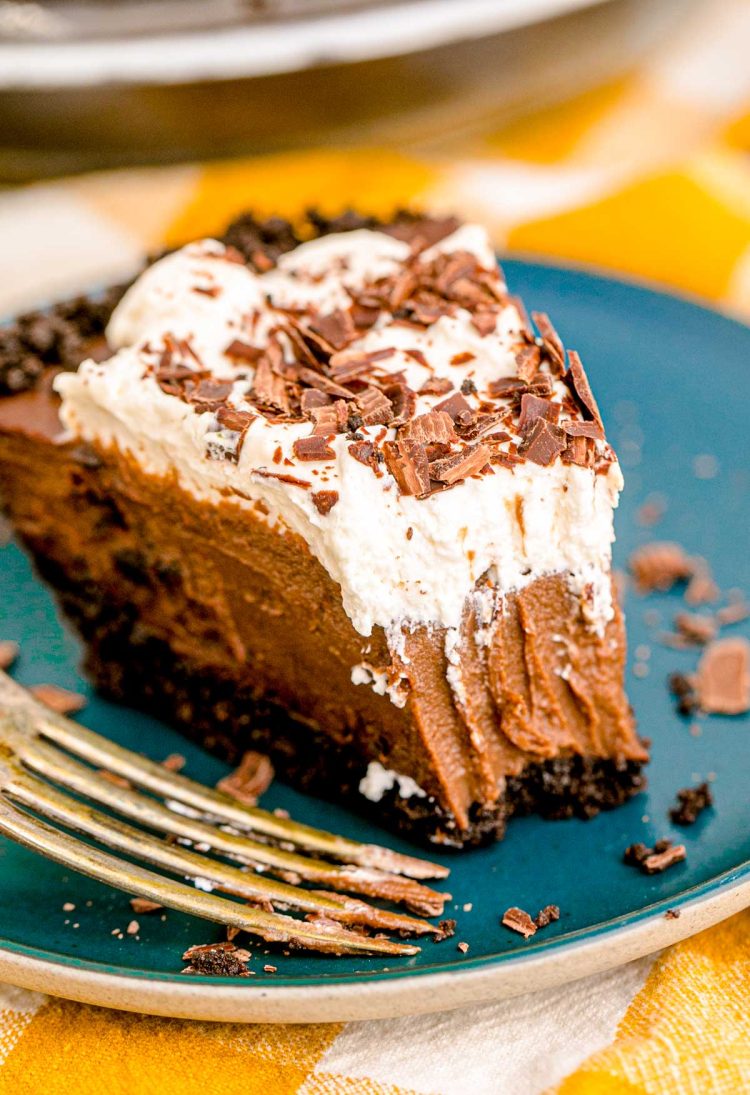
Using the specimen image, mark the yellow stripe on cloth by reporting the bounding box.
[508,169,750,302]
[0,996,341,1095]
[554,911,750,1094]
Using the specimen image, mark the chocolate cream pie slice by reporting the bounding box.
[0,211,647,848]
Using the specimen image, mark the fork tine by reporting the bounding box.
[4,764,437,937]
[0,670,445,880]
[0,796,419,956]
[6,718,448,917]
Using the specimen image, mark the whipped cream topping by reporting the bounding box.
[56,224,622,641]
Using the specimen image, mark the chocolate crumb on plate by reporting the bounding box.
[126,920,140,936]
[29,683,86,715]
[629,541,694,593]
[501,907,537,939]
[457,941,469,954]
[685,562,719,606]
[161,753,186,772]
[182,942,252,977]
[716,601,750,627]
[668,672,699,716]
[694,637,750,715]
[264,964,278,973]
[665,909,681,920]
[669,781,713,826]
[624,839,686,875]
[432,918,457,943]
[535,904,560,929]
[216,750,275,805]
[0,639,19,670]
[130,897,163,915]
[673,612,717,646]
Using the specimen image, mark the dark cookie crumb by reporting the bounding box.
[534,904,560,929]
[432,918,457,943]
[669,781,713,826]
[182,942,252,977]
[624,838,686,875]
[665,908,681,920]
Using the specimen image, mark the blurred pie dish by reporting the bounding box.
[0,210,648,847]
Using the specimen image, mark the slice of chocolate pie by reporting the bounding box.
[0,211,647,848]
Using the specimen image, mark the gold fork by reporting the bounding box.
[0,670,450,957]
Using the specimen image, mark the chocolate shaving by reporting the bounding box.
[518,418,566,466]
[296,367,354,401]
[252,356,291,414]
[384,382,417,426]
[216,751,275,805]
[348,440,377,467]
[565,350,602,426]
[224,339,263,363]
[400,410,457,445]
[515,343,542,383]
[300,388,331,413]
[434,391,475,428]
[312,490,339,515]
[293,435,335,461]
[562,420,604,440]
[357,386,394,426]
[429,443,489,485]
[694,637,750,714]
[216,406,256,433]
[471,311,497,337]
[531,312,565,374]
[501,907,537,939]
[669,781,713,826]
[186,379,233,413]
[451,352,475,366]
[311,400,349,435]
[487,376,528,399]
[418,377,454,396]
[254,469,310,489]
[518,393,560,429]
[383,439,431,497]
[308,309,355,352]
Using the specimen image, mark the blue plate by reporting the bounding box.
[0,260,748,1022]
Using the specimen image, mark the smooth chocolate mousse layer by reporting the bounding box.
[0,381,646,847]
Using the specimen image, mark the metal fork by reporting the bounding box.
[0,670,451,957]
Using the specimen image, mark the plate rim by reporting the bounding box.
[1,257,748,1021]
[1,872,748,1021]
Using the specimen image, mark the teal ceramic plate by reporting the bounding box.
[1,261,748,1022]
